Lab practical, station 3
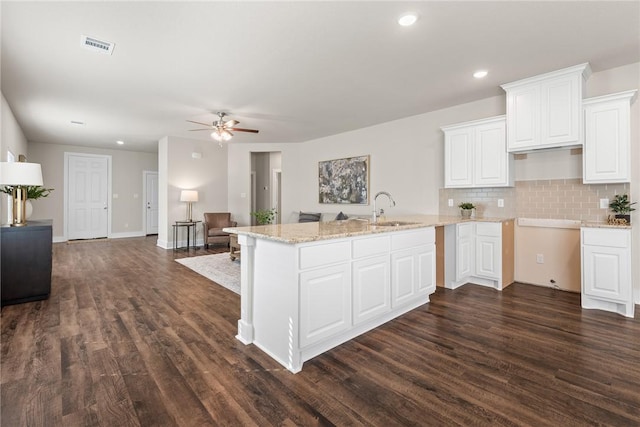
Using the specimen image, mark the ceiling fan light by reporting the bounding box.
[211,130,223,141]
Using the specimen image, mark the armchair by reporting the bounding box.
[203,212,237,249]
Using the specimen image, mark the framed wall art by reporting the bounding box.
[318,155,369,204]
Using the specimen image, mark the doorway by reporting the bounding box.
[250,151,282,224]
[65,153,110,240]
[144,171,159,235]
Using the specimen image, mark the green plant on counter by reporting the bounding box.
[458,202,475,210]
[0,185,54,199]
[609,194,636,214]
[251,208,277,225]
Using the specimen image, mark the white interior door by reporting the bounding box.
[67,154,109,240]
[145,171,159,235]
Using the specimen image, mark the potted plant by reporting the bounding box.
[609,194,636,224]
[0,185,54,219]
[458,202,475,219]
[251,208,277,225]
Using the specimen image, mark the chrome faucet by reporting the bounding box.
[372,191,396,223]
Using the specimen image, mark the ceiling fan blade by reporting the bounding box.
[229,128,259,133]
[224,119,239,128]
[186,119,212,127]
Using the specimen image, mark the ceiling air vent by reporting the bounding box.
[80,35,115,55]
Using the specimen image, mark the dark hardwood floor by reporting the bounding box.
[2,236,639,426]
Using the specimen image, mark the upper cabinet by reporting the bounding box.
[501,63,591,152]
[583,90,638,184]
[442,115,513,188]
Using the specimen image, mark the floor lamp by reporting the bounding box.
[180,190,198,222]
[0,161,44,226]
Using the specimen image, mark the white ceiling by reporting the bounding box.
[2,1,639,153]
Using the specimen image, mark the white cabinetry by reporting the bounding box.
[442,116,513,188]
[501,63,591,152]
[475,222,501,279]
[445,221,514,291]
[583,90,637,184]
[581,227,634,318]
[300,263,351,347]
[353,235,391,325]
[241,227,436,373]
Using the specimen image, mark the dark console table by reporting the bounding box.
[1,220,53,306]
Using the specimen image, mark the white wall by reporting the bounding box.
[228,95,506,225]
[157,135,228,248]
[28,142,157,240]
[1,93,29,223]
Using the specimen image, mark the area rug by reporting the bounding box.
[175,253,240,295]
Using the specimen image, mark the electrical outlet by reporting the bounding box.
[599,198,609,209]
[448,199,453,207]
[536,254,544,264]
[498,199,504,208]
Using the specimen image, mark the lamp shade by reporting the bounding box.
[0,162,43,186]
[179,190,198,202]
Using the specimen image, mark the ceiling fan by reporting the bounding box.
[187,112,259,145]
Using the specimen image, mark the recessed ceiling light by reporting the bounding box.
[116,140,124,145]
[398,13,418,26]
[473,70,488,79]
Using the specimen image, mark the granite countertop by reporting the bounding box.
[224,215,514,244]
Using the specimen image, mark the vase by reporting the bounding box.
[25,200,33,219]
[461,209,472,218]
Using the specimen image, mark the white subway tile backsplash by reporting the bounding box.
[440,180,630,221]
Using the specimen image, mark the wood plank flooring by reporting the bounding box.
[2,236,639,426]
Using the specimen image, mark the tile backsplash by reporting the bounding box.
[439,178,630,221]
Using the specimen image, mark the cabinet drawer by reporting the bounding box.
[582,228,630,248]
[475,222,501,237]
[353,235,391,259]
[299,241,351,270]
[391,228,435,251]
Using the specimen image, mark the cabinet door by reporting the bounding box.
[474,120,508,186]
[475,235,501,279]
[456,223,474,281]
[353,256,390,324]
[582,245,630,302]
[583,98,630,183]
[444,128,473,187]
[299,264,351,347]
[506,85,539,150]
[541,74,580,146]
[391,249,417,307]
[416,245,436,295]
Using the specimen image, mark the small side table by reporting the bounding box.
[173,220,201,251]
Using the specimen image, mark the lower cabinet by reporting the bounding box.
[445,220,514,291]
[581,227,633,318]
[391,246,435,307]
[299,263,351,348]
[353,255,390,324]
[299,228,435,349]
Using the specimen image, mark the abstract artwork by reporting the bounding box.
[318,155,369,204]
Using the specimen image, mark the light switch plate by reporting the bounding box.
[599,198,609,209]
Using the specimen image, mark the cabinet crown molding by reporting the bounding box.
[583,89,638,106]
[500,62,592,90]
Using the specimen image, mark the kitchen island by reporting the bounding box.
[225,215,508,373]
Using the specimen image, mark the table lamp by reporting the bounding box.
[180,190,198,222]
[0,161,44,226]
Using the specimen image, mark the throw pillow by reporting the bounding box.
[298,211,321,223]
[335,211,349,220]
